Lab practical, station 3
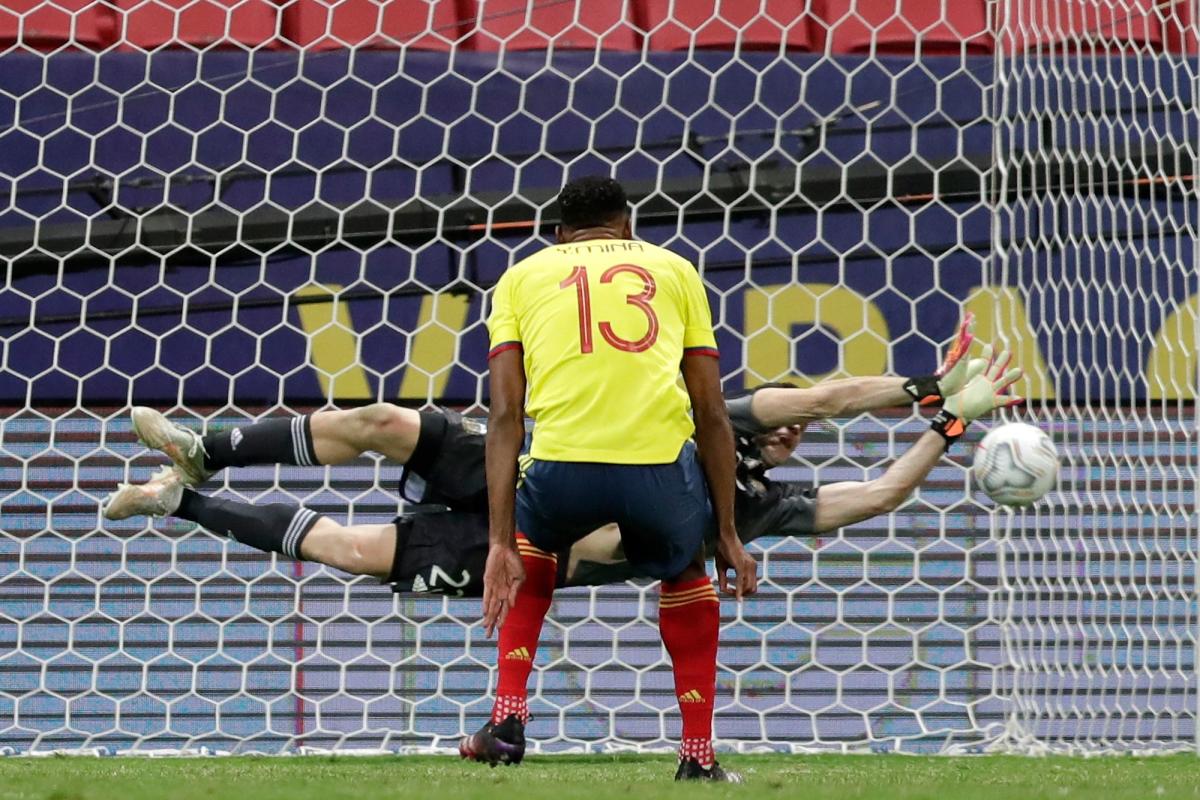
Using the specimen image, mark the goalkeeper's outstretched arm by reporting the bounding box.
[811,430,945,531]
[811,343,1024,532]
[750,376,916,427]
[749,313,978,428]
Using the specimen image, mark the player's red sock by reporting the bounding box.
[659,576,720,767]
[491,534,557,726]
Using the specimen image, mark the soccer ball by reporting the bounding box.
[972,422,1059,507]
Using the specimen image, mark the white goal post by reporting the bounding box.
[0,0,1196,755]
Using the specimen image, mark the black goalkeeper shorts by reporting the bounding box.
[399,409,488,513]
[387,508,489,597]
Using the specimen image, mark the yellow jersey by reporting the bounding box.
[486,238,719,464]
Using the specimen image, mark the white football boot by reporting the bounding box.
[102,466,185,521]
[130,406,213,486]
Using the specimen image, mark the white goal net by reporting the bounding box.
[991,0,1200,754]
[0,0,1196,756]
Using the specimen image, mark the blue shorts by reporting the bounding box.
[516,442,712,581]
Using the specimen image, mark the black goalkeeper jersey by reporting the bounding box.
[725,391,818,543]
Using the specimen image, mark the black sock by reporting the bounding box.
[202,416,318,472]
[175,489,320,559]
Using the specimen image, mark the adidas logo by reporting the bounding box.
[412,575,428,593]
[504,647,532,662]
[678,689,705,704]
[230,428,243,450]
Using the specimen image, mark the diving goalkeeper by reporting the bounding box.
[103,317,1022,600]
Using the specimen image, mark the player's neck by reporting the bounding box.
[558,227,628,243]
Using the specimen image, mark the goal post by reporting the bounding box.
[0,0,1197,756]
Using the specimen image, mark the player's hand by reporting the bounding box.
[715,534,758,600]
[481,542,525,637]
[934,312,977,398]
[943,344,1024,423]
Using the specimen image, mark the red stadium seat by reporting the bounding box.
[282,0,465,50]
[815,0,992,55]
[1163,0,1197,54]
[117,0,277,50]
[997,0,1164,52]
[636,0,813,51]
[0,0,114,50]
[462,0,639,51]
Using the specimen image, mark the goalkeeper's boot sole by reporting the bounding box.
[674,759,744,783]
[458,715,526,767]
[130,406,213,486]
[102,466,185,521]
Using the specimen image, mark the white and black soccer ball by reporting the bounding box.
[972,422,1059,507]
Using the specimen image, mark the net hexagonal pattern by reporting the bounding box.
[0,0,1197,755]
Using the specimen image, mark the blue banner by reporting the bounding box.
[1,51,1193,405]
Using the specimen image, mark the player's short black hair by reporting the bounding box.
[556,176,630,229]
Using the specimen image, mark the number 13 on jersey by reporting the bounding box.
[559,264,660,354]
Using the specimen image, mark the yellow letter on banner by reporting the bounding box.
[295,284,372,401]
[398,292,472,401]
[1147,296,1197,400]
[744,283,889,387]
[962,287,1055,400]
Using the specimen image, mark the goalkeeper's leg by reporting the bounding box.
[130,404,421,485]
[102,467,394,577]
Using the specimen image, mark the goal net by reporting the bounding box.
[992,0,1199,754]
[0,0,1196,756]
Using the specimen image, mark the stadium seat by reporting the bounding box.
[117,0,277,50]
[997,0,1164,52]
[462,0,639,51]
[282,0,465,50]
[636,0,813,51]
[1163,1,1197,53]
[0,0,114,50]
[814,0,992,55]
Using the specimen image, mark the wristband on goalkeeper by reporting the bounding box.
[929,409,968,450]
[903,375,942,406]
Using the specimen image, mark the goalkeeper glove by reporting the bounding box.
[932,345,1025,449]
[903,312,975,406]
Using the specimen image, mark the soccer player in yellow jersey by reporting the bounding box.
[466,177,755,782]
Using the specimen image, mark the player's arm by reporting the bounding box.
[678,265,756,598]
[483,347,527,633]
[812,343,1023,531]
[811,430,944,531]
[481,273,527,635]
[683,353,742,554]
[750,377,915,428]
[749,313,979,428]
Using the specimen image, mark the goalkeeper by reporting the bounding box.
[103,315,1022,595]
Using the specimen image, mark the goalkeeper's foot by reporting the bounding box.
[674,758,743,783]
[458,715,526,766]
[130,406,213,486]
[102,466,185,521]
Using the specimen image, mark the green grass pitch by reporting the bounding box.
[1,754,1199,800]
